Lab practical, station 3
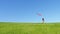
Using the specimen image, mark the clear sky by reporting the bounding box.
[0,0,60,22]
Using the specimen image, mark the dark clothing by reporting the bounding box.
[42,18,44,21]
[42,18,44,23]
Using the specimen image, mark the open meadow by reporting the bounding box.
[0,22,60,34]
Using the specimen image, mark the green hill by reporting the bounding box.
[0,22,60,34]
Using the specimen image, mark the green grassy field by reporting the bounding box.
[0,22,60,34]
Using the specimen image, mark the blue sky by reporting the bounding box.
[0,0,60,22]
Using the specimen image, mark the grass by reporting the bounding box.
[0,22,60,34]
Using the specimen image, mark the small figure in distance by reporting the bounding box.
[42,18,44,24]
